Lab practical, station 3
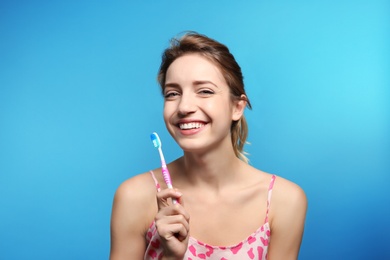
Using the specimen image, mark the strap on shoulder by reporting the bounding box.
[149,170,161,192]
[264,174,276,224]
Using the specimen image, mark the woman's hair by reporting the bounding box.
[157,32,252,163]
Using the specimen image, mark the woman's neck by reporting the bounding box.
[175,148,247,191]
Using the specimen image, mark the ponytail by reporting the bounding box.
[231,115,250,163]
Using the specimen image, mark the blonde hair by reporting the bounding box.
[158,32,252,163]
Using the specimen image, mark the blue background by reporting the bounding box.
[1,1,389,259]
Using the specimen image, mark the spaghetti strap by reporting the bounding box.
[264,174,276,224]
[149,170,161,192]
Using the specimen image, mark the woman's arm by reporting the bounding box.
[267,178,308,260]
[110,174,155,260]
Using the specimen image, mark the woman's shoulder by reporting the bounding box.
[269,174,307,226]
[272,175,306,207]
[110,171,160,258]
[112,170,160,229]
[114,170,158,205]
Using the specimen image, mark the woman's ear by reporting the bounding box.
[232,95,247,121]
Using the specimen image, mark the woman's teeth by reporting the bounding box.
[179,122,204,130]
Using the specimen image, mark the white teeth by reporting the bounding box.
[179,122,204,130]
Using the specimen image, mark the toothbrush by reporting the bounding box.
[150,132,177,204]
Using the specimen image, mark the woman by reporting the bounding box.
[110,32,307,259]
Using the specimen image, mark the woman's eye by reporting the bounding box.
[199,89,214,95]
[164,92,180,98]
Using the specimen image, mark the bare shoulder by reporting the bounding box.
[270,175,307,227]
[110,171,158,259]
[273,175,307,203]
[112,171,158,224]
[114,171,157,202]
[264,175,307,258]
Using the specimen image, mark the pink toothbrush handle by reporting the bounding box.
[161,165,173,188]
[161,163,177,204]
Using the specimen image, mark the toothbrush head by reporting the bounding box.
[150,132,162,149]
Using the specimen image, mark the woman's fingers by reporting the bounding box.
[156,220,189,242]
[156,188,183,208]
[154,188,190,257]
[155,202,190,234]
[156,211,190,231]
[155,213,190,255]
[156,189,190,237]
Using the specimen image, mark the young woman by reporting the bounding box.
[110,32,307,260]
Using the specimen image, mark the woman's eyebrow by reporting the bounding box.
[164,82,180,88]
[165,81,218,88]
[193,80,218,88]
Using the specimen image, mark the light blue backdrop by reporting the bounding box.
[1,1,389,259]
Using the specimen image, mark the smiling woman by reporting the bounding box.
[162,54,245,156]
[109,32,307,260]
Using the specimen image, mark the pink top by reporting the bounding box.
[144,172,276,260]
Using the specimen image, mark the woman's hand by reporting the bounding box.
[155,188,190,259]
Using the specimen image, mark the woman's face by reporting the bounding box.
[163,53,244,153]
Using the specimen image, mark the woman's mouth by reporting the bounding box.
[179,122,205,130]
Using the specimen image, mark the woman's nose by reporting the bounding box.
[177,93,196,116]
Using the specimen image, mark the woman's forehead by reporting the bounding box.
[165,54,226,85]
